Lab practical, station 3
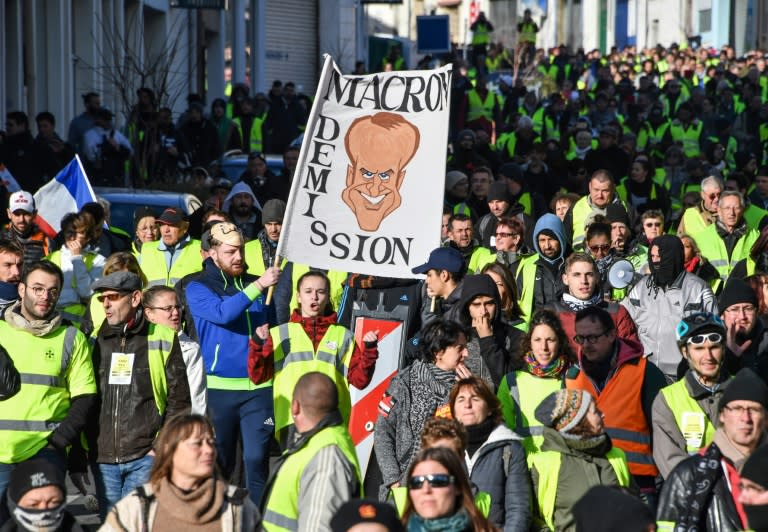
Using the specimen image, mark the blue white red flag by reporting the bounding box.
[34,155,97,238]
[0,164,22,193]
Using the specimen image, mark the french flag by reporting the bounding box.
[34,155,97,238]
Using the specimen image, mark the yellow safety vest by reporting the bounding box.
[289,264,347,314]
[679,207,710,237]
[472,22,492,45]
[516,254,540,323]
[693,224,758,290]
[467,246,496,274]
[0,320,95,463]
[660,380,717,454]
[498,370,563,454]
[270,323,356,438]
[669,120,703,158]
[530,447,631,532]
[467,90,497,122]
[233,115,265,153]
[144,323,179,415]
[263,424,361,532]
[46,251,97,326]
[615,179,659,204]
[744,204,768,231]
[570,197,594,250]
[244,239,287,277]
[519,21,537,43]
[139,239,202,287]
[389,486,491,518]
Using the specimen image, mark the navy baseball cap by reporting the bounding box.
[411,247,464,275]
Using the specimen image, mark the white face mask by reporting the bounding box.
[11,502,65,532]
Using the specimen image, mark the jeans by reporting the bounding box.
[208,387,274,505]
[0,447,66,525]
[92,454,154,521]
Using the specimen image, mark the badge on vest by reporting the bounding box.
[681,411,706,451]
[109,352,135,385]
[326,341,338,351]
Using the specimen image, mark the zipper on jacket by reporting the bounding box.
[113,335,126,463]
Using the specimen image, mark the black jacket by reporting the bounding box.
[88,312,190,463]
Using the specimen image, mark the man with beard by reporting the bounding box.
[245,199,285,276]
[1,191,50,266]
[718,278,768,383]
[622,235,718,380]
[0,240,22,314]
[446,214,493,273]
[0,261,96,504]
[186,222,280,505]
[224,181,262,241]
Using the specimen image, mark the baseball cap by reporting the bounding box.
[157,207,186,226]
[330,500,404,532]
[8,191,35,213]
[411,247,464,275]
[676,312,725,346]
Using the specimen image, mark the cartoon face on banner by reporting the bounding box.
[342,113,421,232]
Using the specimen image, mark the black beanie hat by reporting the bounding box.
[498,163,524,184]
[133,206,156,232]
[486,182,512,203]
[7,459,66,504]
[719,368,768,412]
[330,499,404,532]
[605,203,630,227]
[573,486,655,532]
[718,278,758,312]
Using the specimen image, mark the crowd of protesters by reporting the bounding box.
[2,30,768,532]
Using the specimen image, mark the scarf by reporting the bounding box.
[4,302,62,337]
[7,499,65,532]
[562,432,613,456]
[407,509,471,532]
[256,229,277,272]
[595,254,613,276]
[684,256,700,273]
[466,417,496,458]
[524,351,568,378]
[670,442,725,532]
[561,291,602,312]
[152,476,226,530]
[648,234,684,295]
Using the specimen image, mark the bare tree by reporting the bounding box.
[79,11,191,186]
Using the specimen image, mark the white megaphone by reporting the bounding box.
[608,259,636,289]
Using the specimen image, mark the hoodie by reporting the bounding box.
[456,274,520,388]
[527,214,568,309]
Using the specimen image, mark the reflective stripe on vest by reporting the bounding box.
[270,323,355,435]
[660,379,717,454]
[146,324,178,415]
[0,323,80,463]
[263,425,361,532]
[467,90,497,122]
[531,447,630,531]
[516,254,540,323]
[499,370,562,454]
[566,358,659,477]
[139,239,202,287]
[693,223,758,285]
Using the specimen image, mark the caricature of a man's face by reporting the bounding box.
[343,113,420,232]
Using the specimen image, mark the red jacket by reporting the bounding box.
[248,311,378,387]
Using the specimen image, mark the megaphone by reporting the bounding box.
[608,259,636,289]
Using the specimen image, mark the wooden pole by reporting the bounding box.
[265,254,281,305]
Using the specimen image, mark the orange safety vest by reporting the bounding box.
[566,357,658,477]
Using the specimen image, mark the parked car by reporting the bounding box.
[94,187,202,236]
[215,151,285,184]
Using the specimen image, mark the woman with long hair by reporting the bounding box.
[450,377,531,531]
[403,447,497,532]
[101,414,261,531]
[481,262,525,331]
[497,309,574,453]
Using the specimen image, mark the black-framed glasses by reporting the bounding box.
[573,330,610,345]
[408,474,455,490]
[723,404,764,417]
[687,332,723,345]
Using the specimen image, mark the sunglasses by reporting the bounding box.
[644,222,662,227]
[589,244,611,253]
[495,232,516,238]
[408,474,455,490]
[687,332,723,345]
[96,292,130,303]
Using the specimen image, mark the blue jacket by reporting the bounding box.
[186,258,268,385]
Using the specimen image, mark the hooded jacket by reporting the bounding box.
[520,214,568,309]
[456,274,520,388]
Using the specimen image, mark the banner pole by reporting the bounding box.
[265,254,280,305]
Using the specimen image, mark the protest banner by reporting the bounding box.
[276,55,452,278]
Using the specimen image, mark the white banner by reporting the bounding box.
[277,56,452,278]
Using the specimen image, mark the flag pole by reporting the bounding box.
[265,254,280,305]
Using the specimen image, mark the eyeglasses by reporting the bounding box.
[408,474,455,490]
[644,222,662,227]
[707,193,721,200]
[28,286,60,299]
[495,232,516,238]
[147,304,181,313]
[724,305,756,315]
[723,404,765,417]
[573,330,610,345]
[588,244,611,253]
[687,332,723,345]
[96,292,130,303]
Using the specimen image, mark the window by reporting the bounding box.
[699,9,712,32]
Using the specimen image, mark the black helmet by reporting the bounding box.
[676,313,725,347]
